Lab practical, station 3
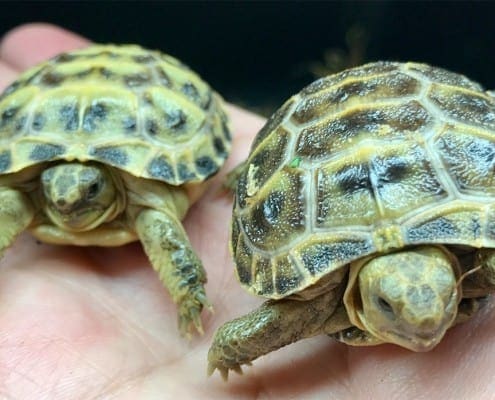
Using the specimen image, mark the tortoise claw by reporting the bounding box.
[178,289,213,338]
[207,361,246,381]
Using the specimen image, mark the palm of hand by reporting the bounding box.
[0,24,494,400]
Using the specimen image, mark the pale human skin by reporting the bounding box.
[0,23,494,400]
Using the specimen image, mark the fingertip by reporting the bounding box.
[0,23,90,70]
[225,103,265,159]
[225,103,266,135]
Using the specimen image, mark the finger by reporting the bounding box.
[0,23,89,71]
[224,104,265,169]
[0,63,20,91]
[225,103,265,139]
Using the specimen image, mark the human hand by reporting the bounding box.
[0,24,493,400]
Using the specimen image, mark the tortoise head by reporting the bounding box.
[345,246,460,351]
[40,163,123,231]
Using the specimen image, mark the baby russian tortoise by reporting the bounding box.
[0,44,231,337]
[208,61,495,378]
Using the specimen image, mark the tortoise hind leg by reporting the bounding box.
[134,208,211,338]
[207,289,341,380]
[0,187,34,255]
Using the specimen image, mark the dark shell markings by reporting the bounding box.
[232,61,495,298]
[0,44,231,184]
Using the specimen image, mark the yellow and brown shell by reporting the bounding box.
[232,61,495,299]
[0,44,231,185]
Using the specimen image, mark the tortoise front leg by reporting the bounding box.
[0,187,34,256]
[461,249,495,297]
[134,208,211,337]
[325,303,384,346]
[207,289,341,380]
[453,248,495,325]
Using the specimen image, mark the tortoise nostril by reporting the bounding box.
[56,198,66,207]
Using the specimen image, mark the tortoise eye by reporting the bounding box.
[87,181,101,199]
[377,297,394,315]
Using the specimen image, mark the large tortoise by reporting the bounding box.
[208,61,495,378]
[0,44,231,336]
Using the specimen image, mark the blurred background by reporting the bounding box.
[1,1,495,116]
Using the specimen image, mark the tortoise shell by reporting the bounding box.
[232,61,495,299]
[0,44,231,185]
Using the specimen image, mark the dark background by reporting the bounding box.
[1,1,495,116]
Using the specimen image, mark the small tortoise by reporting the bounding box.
[208,61,495,378]
[0,44,231,336]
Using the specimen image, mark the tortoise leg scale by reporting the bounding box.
[463,249,495,297]
[134,208,211,338]
[455,249,495,324]
[0,187,34,256]
[207,289,343,380]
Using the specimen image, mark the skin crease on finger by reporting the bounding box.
[0,23,493,400]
